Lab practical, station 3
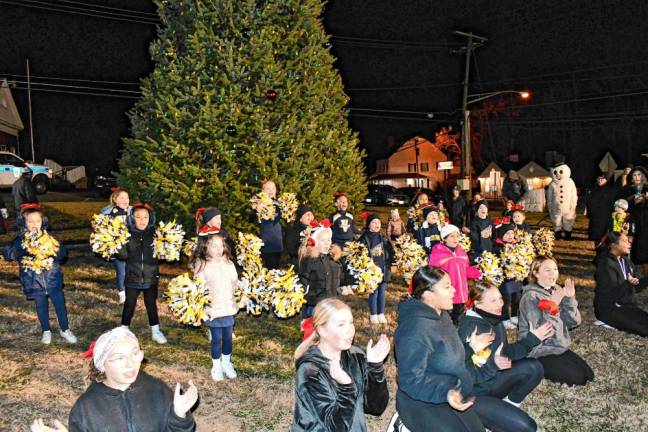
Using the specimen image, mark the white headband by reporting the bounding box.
[93,327,139,372]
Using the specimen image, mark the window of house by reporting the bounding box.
[408,163,417,172]
[420,163,429,172]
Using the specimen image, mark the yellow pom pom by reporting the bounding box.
[21,230,60,274]
[165,273,210,326]
[89,214,131,260]
[250,192,276,222]
[153,220,185,262]
[393,234,426,283]
[277,192,299,223]
[342,242,383,295]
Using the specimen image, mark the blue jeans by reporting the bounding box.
[210,326,233,359]
[368,282,386,315]
[114,259,126,292]
[34,290,70,332]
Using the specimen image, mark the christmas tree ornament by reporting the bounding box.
[225,125,237,136]
[242,28,251,38]
[265,89,277,101]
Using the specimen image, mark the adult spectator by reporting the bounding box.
[594,232,648,337]
[447,185,468,228]
[584,174,617,245]
[502,170,527,204]
[12,166,38,228]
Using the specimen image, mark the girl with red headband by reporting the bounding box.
[101,187,132,304]
[190,225,242,381]
[3,203,77,345]
[298,219,341,318]
[116,203,167,344]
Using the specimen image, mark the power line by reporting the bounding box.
[0,0,159,25]
[53,0,158,18]
[0,72,141,86]
[18,0,159,22]
[10,86,139,99]
[349,112,458,123]
[9,80,141,94]
[331,35,463,48]
[507,88,648,110]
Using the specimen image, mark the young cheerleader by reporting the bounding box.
[117,203,167,344]
[491,219,521,329]
[502,200,514,218]
[3,203,77,344]
[518,255,594,386]
[359,212,394,324]
[101,187,131,304]
[428,224,481,324]
[386,208,406,241]
[298,219,340,318]
[292,298,390,431]
[329,192,359,247]
[511,208,531,233]
[406,192,430,233]
[249,180,283,269]
[458,281,552,432]
[469,200,493,258]
[415,206,443,255]
[285,205,315,269]
[195,207,236,258]
[190,226,241,381]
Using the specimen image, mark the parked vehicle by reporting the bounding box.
[0,151,53,194]
[90,170,118,197]
[364,184,409,206]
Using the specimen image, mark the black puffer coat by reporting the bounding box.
[68,371,195,432]
[292,345,388,432]
[116,216,158,289]
[585,182,617,241]
[299,254,341,306]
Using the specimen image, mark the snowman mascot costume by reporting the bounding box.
[546,161,578,240]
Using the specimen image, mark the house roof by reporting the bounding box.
[517,161,551,178]
[478,161,506,178]
[0,79,24,136]
[378,135,436,160]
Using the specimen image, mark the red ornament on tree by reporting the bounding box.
[265,89,277,101]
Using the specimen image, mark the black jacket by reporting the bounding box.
[292,345,388,432]
[358,231,394,283]
[458,309,540,395]
[68,371,195,432]
[628,192,648,264]
[502,178,527,203]
[299,254,341,306]
[448,195,467,227]
[414,222,442,255]
[329,211,359,246]
[117,223,158,290]
[470,217,493,257]
[594,251,648,314]
[11,176,38,212]
[250,203,283,253]
[585,183,618,241]
[286,221,308,263]
[395,298,474,404]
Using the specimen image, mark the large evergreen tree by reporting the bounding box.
[118,0,367,232]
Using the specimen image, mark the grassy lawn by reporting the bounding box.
[1,202,647,431]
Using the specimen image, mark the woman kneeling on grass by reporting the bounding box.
[31,326,198,432]
[292,298,390,431]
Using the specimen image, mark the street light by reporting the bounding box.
[460,89,531,198]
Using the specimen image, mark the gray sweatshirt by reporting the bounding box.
[518,282,581,358]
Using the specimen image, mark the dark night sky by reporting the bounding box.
[1,0,646,186]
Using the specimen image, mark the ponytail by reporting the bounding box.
[294,298,351,360]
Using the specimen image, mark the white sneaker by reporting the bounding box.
[594,320,616,330]
[211,361,224,381]
[60,329,77,344]
[370,315,379,324]
[151,325,167,344]
[222,355,237,379]
[503,320,517,330]
[118,291,126,304]
[41,330,52,345]
[510,316,518,325]
[378,314,388,324]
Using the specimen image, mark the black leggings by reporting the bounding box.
[596,305,648,337]
[472,395,536,432]
[121,285,159,326]
[396,390,484,432]
[261,252,282,270]
[501,291,520,320]
[538,350,594,386]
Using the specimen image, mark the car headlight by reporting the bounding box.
[366,198,372,202]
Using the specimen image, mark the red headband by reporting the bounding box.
[360,211,372,221]
[82,340,95,359]
[195,207,206,220]
[131,203,153,211]
[493,217,511,227]
[111,187,122,193]
[20,203,41,210]
[512,203,525,211]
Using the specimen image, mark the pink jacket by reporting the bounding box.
[428,243,481,304]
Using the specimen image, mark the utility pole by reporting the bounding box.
[26,59,36,162]
[453,31,487,199]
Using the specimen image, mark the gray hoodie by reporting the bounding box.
[518,282,581,358]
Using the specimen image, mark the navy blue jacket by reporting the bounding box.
[414,222,442,255]
[3,232,68,299]
[395,298,474,404]
[250,204,283,253]
[358,231,393,283]
[470,217,493,257]
[458,309,540,395]
[330,211,358,246]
